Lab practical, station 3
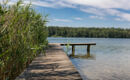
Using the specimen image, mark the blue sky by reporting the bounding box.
[2,0,130,28]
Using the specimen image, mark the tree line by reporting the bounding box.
[48,26,130,38]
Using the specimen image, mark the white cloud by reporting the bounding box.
[2,0,130,22]
[80,8,105,16]
[119,13,130,21]
[3,0,130,10]
[64,0,130,10]
[115,18,123,21]
[90,15,104,20]
[114,13,130,22]
[30,0,76,8]
[53,19,72,22]
[31,1,55,8]
[29,0,130,22]
[74,17,83,20]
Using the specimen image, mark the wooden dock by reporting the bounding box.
[61,43,96,57]
[16,43,82,80]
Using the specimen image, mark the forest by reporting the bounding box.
[48,26,130,38]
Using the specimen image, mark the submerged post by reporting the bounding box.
[87,45,90,57]
[72,45,75,56]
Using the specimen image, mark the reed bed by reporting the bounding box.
[0,0,48,80]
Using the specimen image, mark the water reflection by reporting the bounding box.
[62,45,96,59]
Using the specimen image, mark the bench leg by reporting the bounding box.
[87,45,90,57]
[72,45,75,56]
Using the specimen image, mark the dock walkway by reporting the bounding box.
[16,43,82,80]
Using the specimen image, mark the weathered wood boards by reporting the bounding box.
[16,43,82,80]
[60,43,96,46]
[60,43,96,57]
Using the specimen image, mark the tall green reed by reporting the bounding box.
[0,0,48,79]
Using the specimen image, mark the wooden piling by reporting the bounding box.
[87,45,90,57]
[72,45,75,56]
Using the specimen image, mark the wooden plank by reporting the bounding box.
[16,43,82,80]
[60,43,96,46]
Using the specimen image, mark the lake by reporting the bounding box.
[48,37,130,80]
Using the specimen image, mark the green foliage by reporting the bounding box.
[48,26,130,38]
[65,42,71,55]
[0,0,48,80]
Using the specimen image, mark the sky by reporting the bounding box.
[1,0,130,28]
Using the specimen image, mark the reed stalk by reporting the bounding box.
[0,0,48,79]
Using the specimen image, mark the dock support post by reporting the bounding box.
[87,45,90,57]
[72,45,75,56]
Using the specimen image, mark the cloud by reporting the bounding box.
[53,19,72,22]
[74,17,83,20]
[90,15,104,20]
[31,1,55,8]
[30,0,76,8]
[64,0,130,10]
[81,7,130,22]
[119,13,130,21]
[4,0,130,10]
[80,8,105,16]
[2,0,130,22]
[29,0,130,22]
[114,13,130,22]
[115,18,123,21]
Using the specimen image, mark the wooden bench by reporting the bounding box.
[60,43,96,57]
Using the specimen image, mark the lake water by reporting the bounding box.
[48,37,130,80]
